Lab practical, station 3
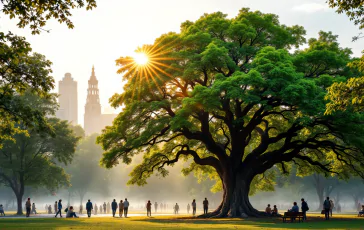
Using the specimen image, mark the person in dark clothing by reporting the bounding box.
[103,202,106,214]
[86,199,93,218]
[111,199,118,217]
[123,198,129,217]
[203,198,209,215]
[192,199,197,216]
[55,199,63,218]
[301,198,309,221]
[323,197,331,220]
[25,198,31,217]
[146,200,152,217]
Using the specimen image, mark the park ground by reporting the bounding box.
[0,214,364,229]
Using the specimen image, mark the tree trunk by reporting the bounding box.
[16,193,23,215]
[202,171,263,218]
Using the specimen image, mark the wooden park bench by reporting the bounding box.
[282,212,304,223]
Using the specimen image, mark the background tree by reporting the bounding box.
[328,0,364,29]
[98,9,364,217]
[0,0,97,34]
[0,92,79,214]
[66,133,110,205]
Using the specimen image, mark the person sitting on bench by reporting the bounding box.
[272,205,278,216]
[359,205,364,217]
[288,202,299,213]
[265,204,272,215]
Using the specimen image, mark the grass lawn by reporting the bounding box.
[0,214,363,229]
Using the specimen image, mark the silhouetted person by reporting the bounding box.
[174,203,179,214]
[119,200,124,217]
[330,200,334,217]
[54,201,57,214]
[154,202,158,213]
[31,203,37,214]
[187,204,190,214]
[301,198,309,221]
[203,198,209,215]
[48,205,52,214]
[103,202,106,214]
[288,202,299,212]
[25,198,31,217]
[147,200,152,217]
[107,202,111,214]
[272,205,278,216]
[55,199,63,218]
[111,199,118,217]
[99,205,102,214]
[94,203,98,215]
[0,204,5,216]
[123,198,129,217]
[265,204,272,215]
[323,197,331,220]
[86,199,93,218]
[192,199,196,216]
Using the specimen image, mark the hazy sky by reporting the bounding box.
[1,0,363,126]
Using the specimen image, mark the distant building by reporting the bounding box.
[56,73,78,125]
[84,66,117,135]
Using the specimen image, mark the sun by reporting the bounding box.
[133,52,149,65]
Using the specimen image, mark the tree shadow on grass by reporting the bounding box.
[132,216,364,229]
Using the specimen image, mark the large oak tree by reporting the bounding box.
[98,9,364,217]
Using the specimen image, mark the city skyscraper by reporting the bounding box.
[56,73,78,125]
[84,66,102,135]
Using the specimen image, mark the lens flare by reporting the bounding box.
[133,52,149,65]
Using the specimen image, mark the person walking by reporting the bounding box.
[103,202,106,214]
[119,200,124,217]
[54,201,58,214]
[48,205,52,214]
[25,198,31,217]
[86,199,93,218]
[192,199,197,216]
[55,199,63,218]
[94,203,98,215]
[203,198,209,215]
[187,203,190,214]
[111,199,118,217]
[301,198,309,221]
[146,200,152,217]
[123,198,129,217]
[323,197,331,220]
[100,205,102,214]
[31,203,37,214]
[329,200,334,217]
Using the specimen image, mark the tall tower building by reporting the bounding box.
[84,66,102,135]
[56,73,78,125]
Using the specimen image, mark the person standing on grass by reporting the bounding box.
[330,200,334,217]
[187,203,190,214]
[54,201,57,214]
[107,202,111,214]
[111,199,118,217]
[86,199,93,218]
[103,202,106,214]
[25,198,31,217]
[55,199,63,218]
[31,203,37,214]
[192,199,197,216]
[146,200,152,217]
[323,197,331,220]
[48,205,52,214]
[301,198,309,221]
[119,200,124,217]
[203,198,209,215]
[94,203,98,215]
[123,198,129,217]
[154,202,158,213]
